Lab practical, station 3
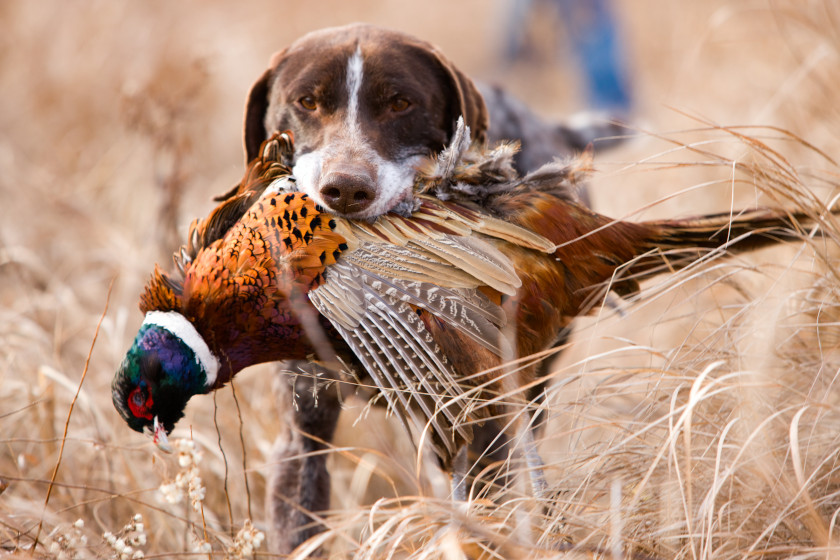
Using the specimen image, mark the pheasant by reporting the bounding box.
[113,126,825,510]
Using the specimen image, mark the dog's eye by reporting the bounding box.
[389,97,411,113]
[298,96,317,111]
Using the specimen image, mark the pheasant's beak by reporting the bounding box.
[143,416,172,453]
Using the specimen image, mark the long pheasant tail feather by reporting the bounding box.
[627,208,819,284]
[652,208,813,251]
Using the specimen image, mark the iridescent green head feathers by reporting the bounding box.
[111,311,219,441]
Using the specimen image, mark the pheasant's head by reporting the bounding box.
[112,311,219,450]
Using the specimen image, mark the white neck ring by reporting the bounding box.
[142,311,220,388]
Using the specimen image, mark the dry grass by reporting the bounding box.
[3,0,840,558]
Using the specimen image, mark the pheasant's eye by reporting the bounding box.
[128,386,154,420]
[298,96,317,111]
[389,96,411,113]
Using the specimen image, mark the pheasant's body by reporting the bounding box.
[113,130,817,465]
[162,190,345,375]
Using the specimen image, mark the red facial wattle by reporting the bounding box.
[128,386,153,420]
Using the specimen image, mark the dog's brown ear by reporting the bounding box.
[243,67,272,163]
[428,48,489,145]
[244,50,289,163]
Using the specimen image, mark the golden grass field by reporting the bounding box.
[4,0,840,558]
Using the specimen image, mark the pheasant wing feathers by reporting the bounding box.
[311,261,472,455]
[307,191,557,453]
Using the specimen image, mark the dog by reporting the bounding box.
[242,23,623,220]
[240,23,626,554]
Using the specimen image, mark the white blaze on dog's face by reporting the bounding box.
[289,46,423,218]
[244,24,489,220]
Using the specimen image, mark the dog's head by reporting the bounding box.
[243,23,488,219]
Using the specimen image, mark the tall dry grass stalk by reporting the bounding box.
[3,1,840,558]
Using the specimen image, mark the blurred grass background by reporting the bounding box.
[3,1,840,558]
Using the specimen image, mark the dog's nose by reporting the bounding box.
[319,172,376,215]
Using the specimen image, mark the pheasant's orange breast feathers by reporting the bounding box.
[186,191,350,297]
[251,192,350,287]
